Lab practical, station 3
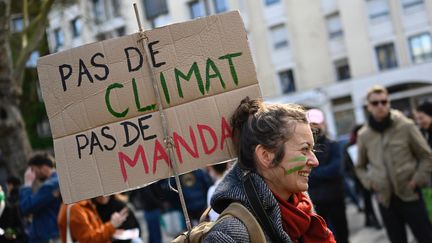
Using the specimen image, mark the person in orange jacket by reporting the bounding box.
[57,199,128,243]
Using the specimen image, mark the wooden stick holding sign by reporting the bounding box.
[132,3,193,231]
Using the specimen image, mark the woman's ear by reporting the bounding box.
[255,144,275,169]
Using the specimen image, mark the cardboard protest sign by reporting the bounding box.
[37,11,261,204]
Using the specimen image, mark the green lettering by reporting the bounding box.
[132,78,144,111]
[138,104,157,112]
[160,72,170,104]
[219,52,242,85]
[132,78,157,112]
[205,58,225,92]
[174,62,204,98]
[105,83,128,118]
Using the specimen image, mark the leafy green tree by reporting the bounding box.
[0,0,55,177]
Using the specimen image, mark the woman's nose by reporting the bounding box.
[306,154,319,168]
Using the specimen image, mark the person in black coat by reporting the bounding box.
[0,176,27,243]
[134,181,168,243]
[307,108,350,243]
[415,101,432,148]
[344,125,381,229]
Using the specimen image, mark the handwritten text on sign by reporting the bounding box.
[37,11,260,203]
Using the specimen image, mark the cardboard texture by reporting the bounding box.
[37,11,261,204]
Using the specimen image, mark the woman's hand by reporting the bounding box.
[110,207,129,228]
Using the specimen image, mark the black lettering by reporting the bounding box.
[75,134,89,159]
[91,53,109,81]
[101,126,117,151]
[124,47,143,72]
[89,131,104,155]
[78,59,94,87]
[148,41,166,68]
[138,115,157,141]
[121,121,140,147]
[59,64,72,92]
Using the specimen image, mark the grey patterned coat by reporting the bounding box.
[202,163,293,242]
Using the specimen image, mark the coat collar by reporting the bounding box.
[211,162,292,242]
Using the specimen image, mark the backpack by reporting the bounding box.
[172,202,266,243]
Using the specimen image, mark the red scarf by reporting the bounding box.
[273,192,336,243]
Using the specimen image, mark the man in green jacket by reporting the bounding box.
[356,85,432,243]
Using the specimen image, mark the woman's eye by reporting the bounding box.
[301,147,316,154]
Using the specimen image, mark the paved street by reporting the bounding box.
[345,202,389,243]
[135,200,417,243]
[345,201,416,243]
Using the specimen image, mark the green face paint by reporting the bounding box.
[288,155,307,163]
[285,165,305,175]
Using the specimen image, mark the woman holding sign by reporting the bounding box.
[203,97,335,243]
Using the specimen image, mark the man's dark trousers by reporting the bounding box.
[378,194,432,243]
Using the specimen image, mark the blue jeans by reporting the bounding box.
[144,209,162,243]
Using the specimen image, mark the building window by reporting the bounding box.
[279,69,296,94]
[93,0,105,23]
[54,28,64,51]
[334,109,355,136]
[96,33,108,41]
[26,51,39,68]
[71,18,82,38]
[265,0,280,6]
[213,0,228,13]
[409,33,432,64]
[36,119,51,138]
[151,14,171,28]
[270,24,289,50]
[112,0,121,17]
[366,0,390,22]
[326,13,343,39]
[332,96,354,137]
[375,43,398,70]
[11,16,24,32]
[143,0,168,20]
[116,27,126,37]
[401,0,424,12]
[334,59,351,81]
[189,1,206,19]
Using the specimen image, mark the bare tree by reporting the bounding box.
[0,0,55,177]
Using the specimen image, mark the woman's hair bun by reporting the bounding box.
[230,97,261,137]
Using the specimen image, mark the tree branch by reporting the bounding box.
[0,0,14,99]
[13,0,55,91]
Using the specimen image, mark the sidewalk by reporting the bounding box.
[346,202,389,243]
[346,201,416,243]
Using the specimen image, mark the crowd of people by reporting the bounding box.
[0,152,220,243]
[0,84,431,243]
